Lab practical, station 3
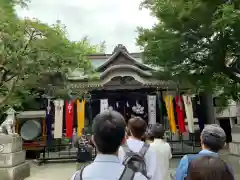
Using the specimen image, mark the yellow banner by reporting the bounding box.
[77,100,85,136]
[164,95,177,133]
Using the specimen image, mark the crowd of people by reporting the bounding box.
[71,110,235,180]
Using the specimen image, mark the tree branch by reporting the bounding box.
[0,28,35,106]
[0,75,20,107]
[222,65,240,83]
[4,74,17,83]
[0,69,11,85]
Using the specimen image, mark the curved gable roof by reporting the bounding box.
[100,64,152,79]
[96,46,153,72]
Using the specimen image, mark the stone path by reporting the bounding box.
[25,162,76,180]
[25,151,240,180]
[220,153,240,180]
[25,161,177,180]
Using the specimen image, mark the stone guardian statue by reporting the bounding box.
[0,107,18,136]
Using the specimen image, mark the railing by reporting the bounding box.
[35,130,201,165]
[36,142,97,165]
[166,131,201,157]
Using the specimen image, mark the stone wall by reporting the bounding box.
[0,135,30,180]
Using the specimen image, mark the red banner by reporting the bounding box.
[65,100,74,138]
[175,96,186,133]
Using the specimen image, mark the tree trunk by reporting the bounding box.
[0,76,19,107]
[199,92,216,124]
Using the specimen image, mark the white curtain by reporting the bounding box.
[182,95,195,133]
[53,99,64,138]
[100,99,109,113]
[147,95,157,125]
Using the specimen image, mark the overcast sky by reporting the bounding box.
[16,0,156,53]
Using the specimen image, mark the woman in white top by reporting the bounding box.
[150,124,172,180]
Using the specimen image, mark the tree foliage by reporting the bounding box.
[0,0,103,108]
[137,0,240,100]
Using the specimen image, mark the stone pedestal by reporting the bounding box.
[229,142,240,156]
[229,125,240,157]
[0,135,30,180]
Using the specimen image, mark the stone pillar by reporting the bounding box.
[229,124,240,156]
[229,103,240,156]
[237,117,240,125]
[0,135,30,180]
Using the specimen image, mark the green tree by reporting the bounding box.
[137,0,240,100]
[0,0,100,108]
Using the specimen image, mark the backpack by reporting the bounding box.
[184,154,235,180]
[122,143,150,179]
[74,164,135,180]
[77,144,92,163]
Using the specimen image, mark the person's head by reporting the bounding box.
[145,132,154,142]
[128,116,147,139]
[186,156,234,180]
[200,124,226,153]
[152,123,165,139]
[92,110,126,154]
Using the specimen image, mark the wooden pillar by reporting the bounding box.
[42,118,47,144]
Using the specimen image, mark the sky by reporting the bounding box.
[16,0,156,53]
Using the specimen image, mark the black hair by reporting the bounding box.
[145,132,154,141]
[92,110,126,154]
[201,133,225,153]
[152,124,165,139]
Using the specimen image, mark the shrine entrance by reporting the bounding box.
[87,87,201,157]
[90,87,157,124]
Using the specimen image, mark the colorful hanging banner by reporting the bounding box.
[77,99,85,136]
[100,99,108,113]
[157,92,164,125]
[175,96,186,133]
[46,99,52,145]
[65,100,74,138]
[164,95,177,133]
[195,96,205,132]
[53,99,64,138]
[147,95,157,125]
[182,95,195,133]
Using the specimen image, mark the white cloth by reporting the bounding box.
[100,99,108,113]
[147,95,157,125]
[182,95,195,133]
[53,99,64,138]
[150,139,172,180]
[118,138,162,180]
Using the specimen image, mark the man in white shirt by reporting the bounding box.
[118,117,161,180]
[150,124,172,180]
[71,111,147,180]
